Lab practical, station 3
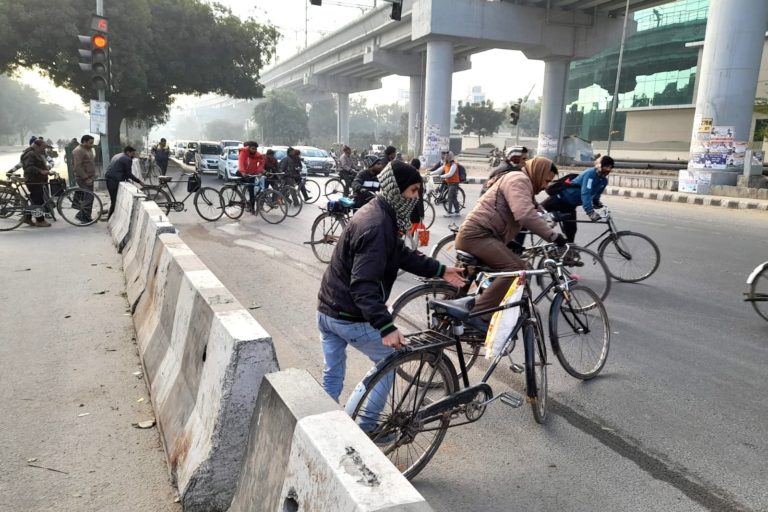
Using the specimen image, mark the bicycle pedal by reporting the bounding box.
[499,392,524,408]
[509,363,525,374]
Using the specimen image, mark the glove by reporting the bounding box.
[593,200,604,209]
[553,233,567,247]
[588,211,602,222]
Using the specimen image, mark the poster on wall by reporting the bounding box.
[537,135,558,156]
[678,170,698,193]
[698,117,713,133]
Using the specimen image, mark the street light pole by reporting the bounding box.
[606,0,630,156]
[95,0,110,174]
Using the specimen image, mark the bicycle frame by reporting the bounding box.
[157,180,197,206]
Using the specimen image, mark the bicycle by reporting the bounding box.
[139,155,159,185]
[393,243,610,381]
[562,207,660,282]
[346,247,609,479]
[745,261,768,321]
[140,173,223,222]
[324,169,357,201]
[305,197,354,263]
[298,174,322,205]
[423,175,465,214]
[429,223,611,302]
[0,170,103,230]
[219,175,288,224]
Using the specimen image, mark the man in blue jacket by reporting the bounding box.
[541,155,614,243]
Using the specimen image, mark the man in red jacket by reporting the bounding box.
[237,141,266,211]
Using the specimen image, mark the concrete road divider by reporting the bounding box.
[228,369,433,512]
[133,232,279,512]
[122,201,175,312]
[108,181,145,252]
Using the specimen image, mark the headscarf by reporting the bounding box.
[377,162,419,233]
[524,156,556,194]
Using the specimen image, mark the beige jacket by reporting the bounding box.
[460,156,558,245]
[72,145,97,181]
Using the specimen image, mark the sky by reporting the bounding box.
[20,0,545,115]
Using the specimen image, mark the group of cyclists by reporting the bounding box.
[234,141,310,211]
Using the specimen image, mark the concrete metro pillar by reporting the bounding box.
[408,74,423,160]
[537,59,570,161]
[683,0,768,193]
[422,40,453,166]
[337,92,349,145]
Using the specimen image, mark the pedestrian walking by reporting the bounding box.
[151,138,171,176]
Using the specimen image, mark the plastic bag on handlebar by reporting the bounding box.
[484,277,524,358]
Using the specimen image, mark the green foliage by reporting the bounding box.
[308,96,337,149]
[0,0,279,151]
[454,100,505,144]
[252,90,308,145]
[349,97,407,151]
[205,119,245,142]
[0,74,66,144]
[754,98,768,116]
[501,98,541,137]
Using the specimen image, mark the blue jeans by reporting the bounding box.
[317,312,394,431]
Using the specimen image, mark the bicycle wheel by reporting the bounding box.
[525,308,548,424]
[429,233,457,267]
[548,285,610,380]
[349,350,457,480]
[536,245,611,303]
[749,266,768,321]
[390,282,481,378]
[598,231,660,283]
[57,188,103,226]
[193,186,223,221]
[302,179,321,204]
[441,187,466,214]
[310,211,347,263]
[257,189,288,224]
[220,185,245,220]
[281,187,303,217]
[421,200,435,230]
[0,190,27,231]
[141,186,172,214]
[324,178,346,201]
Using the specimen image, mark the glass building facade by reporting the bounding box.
[564,0,709,141]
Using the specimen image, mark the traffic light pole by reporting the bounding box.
[96,0,109,175]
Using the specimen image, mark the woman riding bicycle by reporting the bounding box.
[454,156,566,327]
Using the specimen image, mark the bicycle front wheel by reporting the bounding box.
[141,186,172,214]
[57,188,102,226]
[536,245,611,303]
[310,211,347,263]
[220,185,245,220]
[524,309,548,424]
[598,231,660,283]
[302,179,321,204]
[429,233,457,267]
[549,285,610,380]
[257,189,288,224]
[324,178,346,201]
[193,186,223,221]
[281,187,303,217]
[441,186,466,214]
[349,350,458,480]
[421,200,435,230]
[0,190,27,231]
[749,266,768,321]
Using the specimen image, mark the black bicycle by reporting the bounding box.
[219,175,288,224]
[141,173,223,221]
[745,261,768,321]
[424,175,465,214]
[346,245,609,479]
[324,169,357,201]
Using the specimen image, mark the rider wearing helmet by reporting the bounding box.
[480,146,528,196]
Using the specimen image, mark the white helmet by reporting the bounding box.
[505,146,528,160]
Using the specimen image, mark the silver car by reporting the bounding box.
[195,141,223,174]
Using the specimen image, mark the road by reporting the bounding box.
[154,160,767,512]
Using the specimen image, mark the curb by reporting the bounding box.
[605,187,768,211]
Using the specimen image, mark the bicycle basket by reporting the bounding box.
[187,174,201,193]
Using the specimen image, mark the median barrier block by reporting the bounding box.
[132,232,278,512]
[122,201,175,312]
[108,182,144,252]
[228,369,433,512]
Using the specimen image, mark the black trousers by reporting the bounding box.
[75,177,94,218]
[541,196,577,243]
[26,182,46,220]
[156,159,169,176]
[107,179,120,219]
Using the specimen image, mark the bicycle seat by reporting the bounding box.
[158,176,173,183]
[455,250,479,266]
[429,295,476,321]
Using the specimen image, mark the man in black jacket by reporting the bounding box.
[20,139,53,227]
[351,145,397,208]
[105,146,143,219]
[317,161,464,435]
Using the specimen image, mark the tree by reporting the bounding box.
[454,100,505,144]
[307,95,336,148]
[0,0,279,154]
[252,90,308,145]
[205,119,245,141]
[0,74,66,144]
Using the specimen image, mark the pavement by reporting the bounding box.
[0,222,179,511]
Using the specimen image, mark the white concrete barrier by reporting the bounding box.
[133,232,279,512]
[228,369,433,512]
[122,201,175,312]
[108,181,145,252]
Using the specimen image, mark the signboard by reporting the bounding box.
[697,117,713,133]
[90,100,108,134]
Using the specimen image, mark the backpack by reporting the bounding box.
[457,163,467,183]
[187,173,202,193]
[545,173,580,196]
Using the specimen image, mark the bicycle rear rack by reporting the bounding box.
[404,330,458,352]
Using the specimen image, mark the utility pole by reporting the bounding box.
[606,0,630,156]
[96,0,110,173]
[515,83,535,145]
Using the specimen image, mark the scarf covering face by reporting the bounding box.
[377,163,418,233]
[524,156,555,194]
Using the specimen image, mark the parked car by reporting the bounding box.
[183,141,199,165]
[218,146,241,180]
[220,139,242,149]
[195,141,223,174]
[173,140,187,159]
[295,146,335,176]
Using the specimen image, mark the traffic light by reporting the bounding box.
[309,0,322,5]
[510,99,522,126]
[76,15,109,94]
